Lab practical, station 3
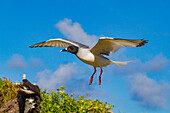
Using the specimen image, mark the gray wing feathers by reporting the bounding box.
[29,38,89,48]
[90,37,148,56]
[63,39,89,48]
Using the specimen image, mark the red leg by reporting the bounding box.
[89,67,96,85]
[99,68,103,85]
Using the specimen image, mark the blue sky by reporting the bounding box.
[0,0,170,113]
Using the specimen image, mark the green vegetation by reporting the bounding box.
[0,77,114,112]
[0,77,19,107]
[38,86,114,113]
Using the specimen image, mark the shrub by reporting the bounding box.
[38,86,114,113]
[0,77,19,107]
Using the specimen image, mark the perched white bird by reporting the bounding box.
[30,37,148,85]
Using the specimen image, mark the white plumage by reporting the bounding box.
[30,37,148,85]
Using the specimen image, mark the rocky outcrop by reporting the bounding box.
[0,74,42,113]
[0,98,37,113]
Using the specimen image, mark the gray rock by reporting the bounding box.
[0,98,37,113]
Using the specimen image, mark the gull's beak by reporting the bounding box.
[60,48,67,52]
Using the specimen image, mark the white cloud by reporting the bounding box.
[7,54,28,69]
[35,62,105,97]
[141,53,169,72]
[65,79,94,95]
[106,53,170,108]
[36,63,78,90]
[29,57,43,68]
[128,73,169,108]
[107,53,169,75]
[7,54,43,69]
[65,78,106,97]
[55,18,98,47]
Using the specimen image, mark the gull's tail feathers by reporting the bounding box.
[111,61,131,66]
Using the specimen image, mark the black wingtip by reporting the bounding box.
[29,45,33,48]
[29,45,38,48]
[29,40,47,48]
[136,39,149,47]
[141,39,149,43]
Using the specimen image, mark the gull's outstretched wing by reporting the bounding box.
[90,37,148,56]
[29,38,89,48]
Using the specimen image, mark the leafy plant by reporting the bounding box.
[37,86,114,113]
[0,77,19,107]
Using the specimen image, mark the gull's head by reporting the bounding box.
[60,45,78,55]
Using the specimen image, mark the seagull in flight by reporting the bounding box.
[30,37,148,85]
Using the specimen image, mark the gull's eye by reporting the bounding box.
[69,46,73,50]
